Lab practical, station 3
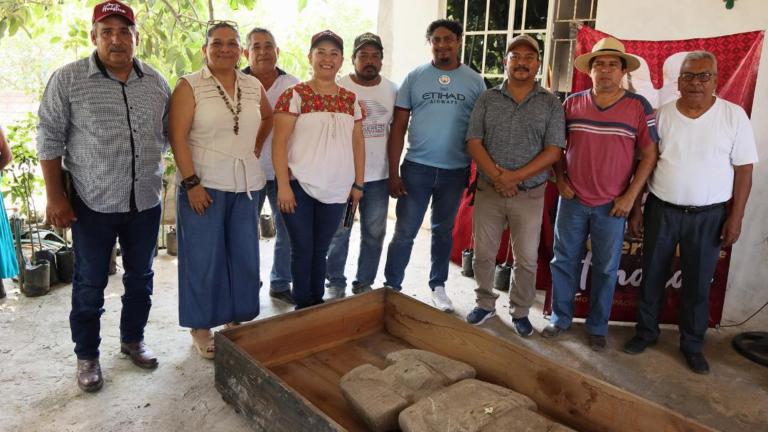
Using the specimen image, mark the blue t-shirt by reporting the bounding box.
[396,63,486,169]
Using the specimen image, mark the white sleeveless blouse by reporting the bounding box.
[181,67,266,195]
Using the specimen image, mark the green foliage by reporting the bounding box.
[2,113,42,219]
[1,0,376,90]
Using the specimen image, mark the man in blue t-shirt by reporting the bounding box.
[383,19,486,312]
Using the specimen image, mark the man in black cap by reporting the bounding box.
[37,0,170,392]
[325,32,398,299]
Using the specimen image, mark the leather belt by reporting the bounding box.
[652,194,726,214]
[517,181,546,191]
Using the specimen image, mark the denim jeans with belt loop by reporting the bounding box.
[326,179,390,290]
[257,180,292,293]
[281,181,345,309]
[549,196,626,336]
[70,195,161,360]
[384,160,469,290]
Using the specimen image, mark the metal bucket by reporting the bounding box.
[260,214,276,238]
[461,249,474,277]
[166,230,178,256]
[493,263,512,291]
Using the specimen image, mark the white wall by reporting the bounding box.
[596,0,768,328]
[377,0,442,84]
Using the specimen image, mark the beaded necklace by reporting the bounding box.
[214,81,242,135]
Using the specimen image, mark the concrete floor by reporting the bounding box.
[1,217,766,432]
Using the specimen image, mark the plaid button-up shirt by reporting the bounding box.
[37,52,171,213]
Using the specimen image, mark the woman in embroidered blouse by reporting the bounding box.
[272,30,365,310]
[168,22,273,359]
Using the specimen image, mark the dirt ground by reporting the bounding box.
[1,218,767,431]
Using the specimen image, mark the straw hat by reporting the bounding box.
[573,37,640,73]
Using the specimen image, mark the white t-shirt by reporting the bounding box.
[275,82,363,204]
[650,98,758,206]
[260,71,300,180]
[182,67,266,193]
[337,74,397,182]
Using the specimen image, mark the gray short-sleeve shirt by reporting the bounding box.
[466,82,565,188]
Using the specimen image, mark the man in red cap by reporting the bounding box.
[37,0,170,392]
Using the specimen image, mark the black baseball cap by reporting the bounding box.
[353,32,383,57]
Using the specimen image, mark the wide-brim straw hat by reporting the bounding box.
[574,36,641,73]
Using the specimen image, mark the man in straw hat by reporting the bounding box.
[463,35,565,335]
[543,37,659,352]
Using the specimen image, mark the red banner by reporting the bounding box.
[451,28,764,327]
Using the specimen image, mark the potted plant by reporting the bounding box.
[4,115,50,296]
[160,152,177,256]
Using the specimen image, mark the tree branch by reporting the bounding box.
[159,0,184,26]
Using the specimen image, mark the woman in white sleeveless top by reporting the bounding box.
[169,22,273,359]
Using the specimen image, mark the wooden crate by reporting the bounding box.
[215,289,713,432]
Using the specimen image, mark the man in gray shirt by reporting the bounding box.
[37,0,170,392]
[464,35,565,335]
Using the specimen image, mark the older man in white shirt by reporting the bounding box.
[624,51,758,375]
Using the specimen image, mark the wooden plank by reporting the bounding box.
[222,289,386,367]
[272,357,367,432]
[352,331,417,361]
[382,290,716,432]
[214,332,344,432]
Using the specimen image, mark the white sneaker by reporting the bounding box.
[431,286,454,312]
[325,285,346,300]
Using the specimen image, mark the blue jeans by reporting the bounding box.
[326,179,389,290]
[549,197,626,336]
[384,160,469,290]
[281,181,345,309]
[257,180,291,293]
[70,195,161,360]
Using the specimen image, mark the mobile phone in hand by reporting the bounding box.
[343,200,355,228]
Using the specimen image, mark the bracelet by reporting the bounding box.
[351,183,364,192]
[180,174,201,191]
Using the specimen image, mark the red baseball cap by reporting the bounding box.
[92,1,136,25]
[310,30,344,51]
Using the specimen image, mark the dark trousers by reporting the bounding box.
[70,196,161,360]
[635,194,726,354]
[281,181,345,310]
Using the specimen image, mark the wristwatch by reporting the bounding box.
[352,183,364,192]
[180,174,201,191]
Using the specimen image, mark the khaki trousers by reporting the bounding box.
[472,179,546,317]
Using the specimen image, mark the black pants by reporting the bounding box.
[634,194,726,354]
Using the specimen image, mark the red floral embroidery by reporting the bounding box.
[274,83,357,116]
[284,83,356,115]
[274,87,294,113]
